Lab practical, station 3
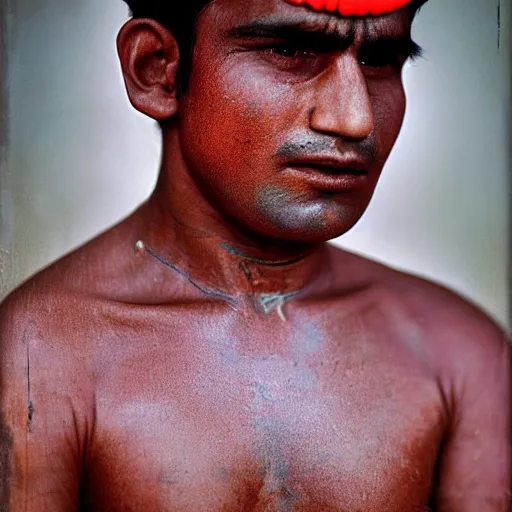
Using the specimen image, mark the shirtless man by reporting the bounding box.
[0,0,509,510]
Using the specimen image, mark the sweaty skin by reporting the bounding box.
[0,0,510,511]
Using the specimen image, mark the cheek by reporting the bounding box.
[369,80,406,158]
[183,56,302,141]
[179,58,302,186]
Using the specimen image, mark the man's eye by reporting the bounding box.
[269,44,312,59]
[359,51,404,68]
[260,43,320,76]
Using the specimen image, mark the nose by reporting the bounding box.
[310,55,374,141]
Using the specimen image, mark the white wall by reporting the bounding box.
[0,0,510,328]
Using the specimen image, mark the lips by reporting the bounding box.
[288,156,368,172]
[282,156,370,191]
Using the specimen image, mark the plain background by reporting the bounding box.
[0,0,510,328]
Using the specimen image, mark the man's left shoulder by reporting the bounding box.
[374,266,511,511]
[373,257,509,375]
[329,245,508,357]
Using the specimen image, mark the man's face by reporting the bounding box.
[178,0,419,243]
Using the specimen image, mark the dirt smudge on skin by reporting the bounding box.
[254,292,298,316]
[252,417,299,512]
[296,322,324,356]
[256,185,327,236]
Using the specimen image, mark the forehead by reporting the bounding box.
[203,0,412,40]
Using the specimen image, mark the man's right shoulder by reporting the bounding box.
[0,210,148,342]
[0,269,95,377]
[2,265,87,336]
[0,254,108,398]
[0,275,97,511]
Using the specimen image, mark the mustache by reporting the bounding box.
[276,135,377,163]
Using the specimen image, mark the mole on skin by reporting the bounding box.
[0,0,509,511]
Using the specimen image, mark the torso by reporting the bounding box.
[4,212,455,512]
[75,282,446,511]
[4,207,508,512]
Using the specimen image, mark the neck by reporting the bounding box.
[134,129,331,309]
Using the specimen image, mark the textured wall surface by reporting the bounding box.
[0,0,510,327]
[0,0,11,296]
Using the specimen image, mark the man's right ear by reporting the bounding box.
[117,18,180,120]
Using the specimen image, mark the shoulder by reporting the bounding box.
[0,211,187,379]
[377,258,507,359]
[1,245,100,345]
[1,206,148,314]
[3,206,194,309]
[0,273,97,511]
[0,237,106,418]
[0,271,98,407]
[327,245,509,437]
[327,244,508,372]
[0,234,114,413]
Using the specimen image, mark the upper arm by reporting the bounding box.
[432,316,510,511]
[0,292,90,512]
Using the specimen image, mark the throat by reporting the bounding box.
[231,247,323,310]
[133,204,330,310]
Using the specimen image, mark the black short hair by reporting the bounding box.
[122,0,428,90]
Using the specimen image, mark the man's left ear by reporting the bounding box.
[117,18,180,121]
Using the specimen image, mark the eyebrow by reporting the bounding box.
[227,18,423,59]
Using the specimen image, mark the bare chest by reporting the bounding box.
[82,306,445,511]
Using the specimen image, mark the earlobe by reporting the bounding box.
[117,19,180,121]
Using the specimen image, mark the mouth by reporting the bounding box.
[283,158,370,192]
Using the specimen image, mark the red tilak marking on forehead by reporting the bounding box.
[284,0,412,17]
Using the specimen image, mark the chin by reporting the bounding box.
[242,213,364,246]
[271,222,359,244]
[250,195,368,244]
